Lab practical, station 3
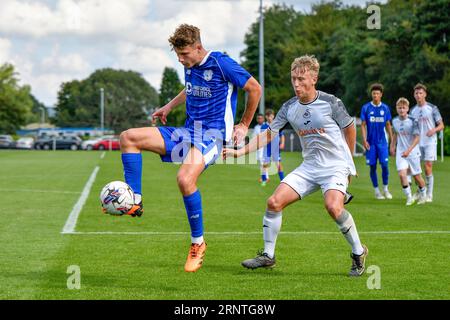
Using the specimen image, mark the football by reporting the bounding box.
[100,181,135,215]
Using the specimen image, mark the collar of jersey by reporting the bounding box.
[370,101,382,107]
[298,91,319,105]
[198,50,213,66]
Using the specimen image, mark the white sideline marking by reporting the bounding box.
[100,152,105,159]
[0,188,79,194]
[62,230,450,235]
[61,166,100,234]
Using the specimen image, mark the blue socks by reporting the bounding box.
[381,163,389,186]
[261,174,267,182]
[369,165,378,188]
[278,171,284,180]
[121,153,142,195]
[183,190,203,238]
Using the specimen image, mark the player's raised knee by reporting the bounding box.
[267,195,283,212]
[177,172,196,192]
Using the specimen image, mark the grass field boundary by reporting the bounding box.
[62,230,450,235]
[61,166,100,234]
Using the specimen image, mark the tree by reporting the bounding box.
[239,0,449,123]
[54,69,159,133]
[159,67,186,126]
[0,63,33,133]
[26,94,47,125]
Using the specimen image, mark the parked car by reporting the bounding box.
[93,137,120,150]
[34,135,82,150]
[0,135,15,149]
[15,137,34,149]
[81,135,114,150]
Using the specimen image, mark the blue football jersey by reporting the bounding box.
[360,102,392,145]
[184,51,251,142]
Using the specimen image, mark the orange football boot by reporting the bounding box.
[184,242,207,272]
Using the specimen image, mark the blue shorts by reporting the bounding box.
[158,126,222,168]
[365,143,389,166]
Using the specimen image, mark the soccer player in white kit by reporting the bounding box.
[223,55,368,277]
[390,98,427,205]
[409,83,445,202]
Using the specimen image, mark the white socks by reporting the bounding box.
[263,210,282,259]
[191,236,204,245]
[402,185,412,197]
[426,175,434,198]
[335,210,364,255]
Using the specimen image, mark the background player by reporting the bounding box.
[119,24,261,272]
[390,98,427,205]
[252,113,266,183]
[360,83,394,200]
[224,55,368,277]
[410,83,445,202]
[260,109,285,186]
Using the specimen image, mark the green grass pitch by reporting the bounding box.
[0,150,449,299]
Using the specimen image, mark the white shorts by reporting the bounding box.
[282,164,350,199]
[420,144,437,161]
[396,154,422,176]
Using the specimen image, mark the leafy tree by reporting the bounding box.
[159,67,186,126]
[55,69,159,133]
[240,0,449,123]
[0,63,33,133]
[26,94,47,125]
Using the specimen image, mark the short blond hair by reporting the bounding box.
[291,55,320,76]
[168,24,201,49]
[396,97,410,107]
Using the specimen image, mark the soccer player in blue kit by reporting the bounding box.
[118,24,261,272]
[360,83,394,200]
[260,109,285,187]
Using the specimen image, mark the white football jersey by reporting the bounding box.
[269,91,356,175]
[392,116,421,158]
[409,102,442,146]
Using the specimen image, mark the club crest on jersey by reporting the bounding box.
[186,82,193,94]
[303,108,312,119]
[380,110,385,116]
[186,69,191,75]
[203,70,213,81]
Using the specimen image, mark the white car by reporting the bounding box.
[16,137,34,149]
[81,135,114,150]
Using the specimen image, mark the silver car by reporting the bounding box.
[16,137,34,149]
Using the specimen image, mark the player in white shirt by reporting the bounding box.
[223,55,368,277]
[252,113,266,182]
[409,83,445,202]
[390,98,427,205]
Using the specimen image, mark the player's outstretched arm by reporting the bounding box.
[152,89,186,125]
[223,129,274,158]
[232,77,261,145]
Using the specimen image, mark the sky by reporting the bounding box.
[0,0,378,107]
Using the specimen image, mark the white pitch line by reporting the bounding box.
[100,152,105,159]
[62,230,450,235]
[61,166,100,234]
[0,188,80,194]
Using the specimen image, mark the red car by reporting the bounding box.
[93,137,120,150]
